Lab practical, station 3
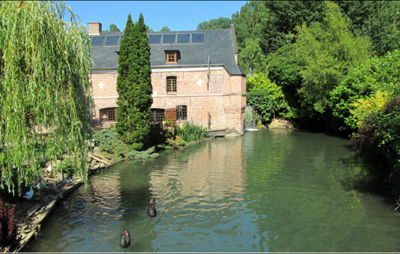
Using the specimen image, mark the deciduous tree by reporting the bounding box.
[0,1,93,195]
[197,17,232,30]
[295,1,373,115]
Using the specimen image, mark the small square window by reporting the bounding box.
[100,108,117,122]
[166,51,177,63]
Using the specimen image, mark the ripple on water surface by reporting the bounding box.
[27,130,400,252]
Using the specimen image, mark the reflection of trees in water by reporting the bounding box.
[145,137,254,251]
[149,137,246,208]
[243,130,391,252]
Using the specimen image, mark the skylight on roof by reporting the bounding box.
[92,36,105,46]
[105,36,119,45]
[149,35,162,44]
[177,34,190,43]
[192,33,204,43]
[163,34,176,44]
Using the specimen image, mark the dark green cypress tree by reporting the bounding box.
[129,13,153,150]
[116,14,135,144]
[116,13,152,150]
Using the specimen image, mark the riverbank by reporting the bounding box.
[12,149,113,252]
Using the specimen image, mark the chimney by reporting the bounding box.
[88,22,102,35]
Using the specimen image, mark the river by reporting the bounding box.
[26,129,400,252]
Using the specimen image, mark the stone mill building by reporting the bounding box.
[88,22,247,134]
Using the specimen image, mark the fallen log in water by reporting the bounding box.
[91,154,112,166]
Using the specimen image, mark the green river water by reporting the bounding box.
[27,129,400,252]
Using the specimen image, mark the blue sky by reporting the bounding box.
[65,1,247,32]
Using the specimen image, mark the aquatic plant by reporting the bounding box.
[174,122,207,143]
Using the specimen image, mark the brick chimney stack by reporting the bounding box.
[88,22,102,35]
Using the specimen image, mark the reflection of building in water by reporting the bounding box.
[149,138,247,208]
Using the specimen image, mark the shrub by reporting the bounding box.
[350,90,390,131]
[0,199,19,252]
[147,123,170,147]
[331,50,400,132]
[93,129,122,154]
[247,73,293,121]
[174,122,207,143]
[353,97,400,168]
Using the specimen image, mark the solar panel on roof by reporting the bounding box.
[192,33,204,43]
[92,36,105,46]
[177,34,190,43]
[163,34,176,44]
[149,35,161,44]
[105,36,119,45]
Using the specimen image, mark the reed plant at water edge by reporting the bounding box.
[174,122,207,142]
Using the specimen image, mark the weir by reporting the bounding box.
[244,105,257,130]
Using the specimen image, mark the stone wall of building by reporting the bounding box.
[90,67,246,133]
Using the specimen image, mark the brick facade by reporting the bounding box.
[90,67,246,133]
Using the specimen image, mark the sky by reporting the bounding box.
[65,1,247,32]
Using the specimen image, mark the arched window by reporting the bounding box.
[167,76,177,93]
[100,108,117,122]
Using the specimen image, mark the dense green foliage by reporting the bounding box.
[353,97,400,169]
[0,1,93,195]
[174,123,207,143]
[266,43,304,119]
[116,14,135,145]
[104,23,121,32]
[331,49,400,132]
[246,90,274,123]
[231,1,326,75]
[93,129,122,154]
[93,129,160,160]
[116,13,153,151]
[334,1,400,57]
[197,17,232,30]
[295,1,373,115]
[246,73,292,122]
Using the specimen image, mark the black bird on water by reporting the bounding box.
[147,197,157,217]
[120,229,131,249]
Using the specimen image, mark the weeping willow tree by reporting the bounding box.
[0,1,93,195]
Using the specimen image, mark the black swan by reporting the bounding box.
[120,229,131,249]
[147,198,157,217]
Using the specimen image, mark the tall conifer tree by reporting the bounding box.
[116,13,152,150]
[116,14,135,144]
[130,13,153,150]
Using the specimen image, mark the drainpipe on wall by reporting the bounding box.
[207,55,212,91]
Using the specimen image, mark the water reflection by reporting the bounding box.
[27,130,400,252]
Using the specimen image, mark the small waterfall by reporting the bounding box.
[244,106,257,131]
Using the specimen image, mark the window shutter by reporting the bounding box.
[165,108,177,125]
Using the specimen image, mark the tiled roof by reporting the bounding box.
[90,27,245,76]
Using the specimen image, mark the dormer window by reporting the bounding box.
[166,51,177,63]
